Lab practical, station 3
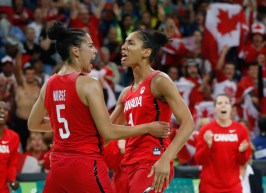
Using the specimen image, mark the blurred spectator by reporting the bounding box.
[0,101,20,193]
[27,8,44,43]
[0,56,16,122]
[23,26,42,62]
[39,18,58,74]
[116,14,134,43]
[100,47,120,91]
[240,158,263,193]
[160,17,189,67]
[13,52,40,152]
[166,65,180,82]
[37,0,59,20]
[11,0,33,29]
[253,116,266,160]
[240,23,266,73]
[139,0,165,30]
[31,59,49,86]
[195,94,251,193]
[213,45,237,99]
[103,26,122,65]
[69,0,106,50]
[24,132,47,167]
[235,62,259,125]
[180,58,210,113]
[138,11,153,30]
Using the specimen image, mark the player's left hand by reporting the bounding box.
[9,181,19,190]
[147,121,170,138]
[147,156,170,192]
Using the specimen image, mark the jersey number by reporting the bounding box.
[128,113,134,126]
[56,104,70,139]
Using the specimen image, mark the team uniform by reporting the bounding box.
[195,120,251,193]
[43,72,112,193]
[0,128,20,193]
[121,71,174,193]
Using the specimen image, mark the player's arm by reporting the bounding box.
[28,82,52,132]
[149,73,195,192]
[110,87,129,125]
[80,77,169,141]
[7,134,20,190]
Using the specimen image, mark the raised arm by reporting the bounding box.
[14,51,24,86]
[79,76,169,142]
[27,82,52,132]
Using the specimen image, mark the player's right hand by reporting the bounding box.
[204,130,213,148]
[147,121,170,138]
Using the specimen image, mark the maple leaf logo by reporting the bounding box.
[223,86,235,98]
[201,108,209,118]
[217,9,239,35]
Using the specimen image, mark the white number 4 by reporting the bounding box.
[56,104,70,139]
[128,113,134,126]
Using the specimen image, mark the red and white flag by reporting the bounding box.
[242,94,259,134]
[202,3,248,68]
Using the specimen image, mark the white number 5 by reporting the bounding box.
[56,104,70,139]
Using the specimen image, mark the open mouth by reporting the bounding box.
[121,53,127,62]
[221,110,227,114]
[0,114,5,121]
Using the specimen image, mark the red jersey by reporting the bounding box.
[195,121,251,193]
[122,71,172,165]
[0,128,20,193]
[44,72,103,159]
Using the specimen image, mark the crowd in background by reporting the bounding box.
[0,0,266,175]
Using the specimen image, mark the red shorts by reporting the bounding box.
[118,162,174,193]
[43,156,113,193]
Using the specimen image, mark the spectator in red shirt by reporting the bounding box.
[0,101,19,193]
[11,0,32,29]
[195,94,251,193]
[69,0,106,51]
[240,23,266,73]
[24,132,47,165]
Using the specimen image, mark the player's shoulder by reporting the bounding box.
[152,71,171,83]
[77,74,101,88]
[118,86,131,100]
[4,128,20,140]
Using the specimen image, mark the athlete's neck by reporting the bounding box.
[132,65,154,84]
[58,64,81,75]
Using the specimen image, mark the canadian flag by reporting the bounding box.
[174,78,195,106]
[202,3,248,68]
[242,93,259,135]
[193,101,215,125]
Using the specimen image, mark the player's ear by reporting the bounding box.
[72,47,79,57]
[143,48,152,58]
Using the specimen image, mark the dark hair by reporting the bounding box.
[214,94,231,106]
[258,116,266,134]
[47,22,87,62]
[23,65,35,74]
[137,30,169,62]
